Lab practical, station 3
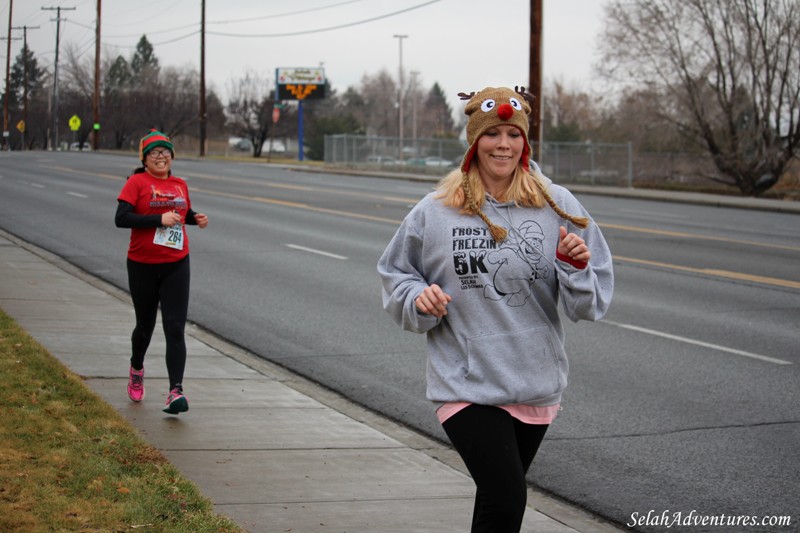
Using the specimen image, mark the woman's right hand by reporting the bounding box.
[415,284,452,318]
[161,211,181,227]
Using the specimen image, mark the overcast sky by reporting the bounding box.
[2,0,610,111]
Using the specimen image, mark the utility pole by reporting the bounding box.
[92,0,101,150]
[42,5,76,151]
[199,0,206,156]
[2,0,13,150]
[393,34,407,160]
[529,0,543,162]
[11,25,39,150]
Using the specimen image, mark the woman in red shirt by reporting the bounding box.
[115,130,208,414]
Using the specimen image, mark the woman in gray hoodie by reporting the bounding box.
[378,86,614,532]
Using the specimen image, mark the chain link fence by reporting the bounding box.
[535,141,632,187]
[324,134,465,175]
[324,134,634,185]
[323,133,800,199]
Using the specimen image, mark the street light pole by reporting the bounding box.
[199,0,206,156]
[393,34,407,160]
[410,70,419,156]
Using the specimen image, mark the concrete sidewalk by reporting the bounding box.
[0,229,623,532]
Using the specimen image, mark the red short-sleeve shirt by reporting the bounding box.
[118,171,192,263]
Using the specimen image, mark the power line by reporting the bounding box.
[208,0,366,25]
[42,5,76,151]
[206,1,440,38]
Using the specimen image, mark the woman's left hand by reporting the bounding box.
[195,213,209,228]
[558,226,590,262]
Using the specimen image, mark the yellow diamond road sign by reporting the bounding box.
[69,115,81,131]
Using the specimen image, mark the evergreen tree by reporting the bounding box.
[131,35,159,82]
[7,45,47,109]
[1,45,49,149]
[423,83,455,138]
[105,55,132,92]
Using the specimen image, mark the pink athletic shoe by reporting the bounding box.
[163,387,189,414]
[127,366,145,402]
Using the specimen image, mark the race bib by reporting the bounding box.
[153,223,184,250]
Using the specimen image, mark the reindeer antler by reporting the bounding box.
[514,86,536,104]
[457,91,476,100]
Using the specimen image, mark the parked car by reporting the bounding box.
[404,157,426,167]
[578,169,619,179]
[70,142,91,151]
[366,155,400,166]
[229,137,253,151]
[423,156,454,168]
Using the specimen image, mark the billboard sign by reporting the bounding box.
[276,67,326,101]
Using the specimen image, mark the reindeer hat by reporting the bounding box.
[460,86,534,173]
[456,86,589,242]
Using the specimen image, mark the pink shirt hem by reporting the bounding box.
[436,402,560,425]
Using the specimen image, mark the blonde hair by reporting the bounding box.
[435,163,589,242]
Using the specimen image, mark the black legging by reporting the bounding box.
[442,404,549,533]
[127,256,190,390]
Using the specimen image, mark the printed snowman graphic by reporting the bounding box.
[483,220,550,306]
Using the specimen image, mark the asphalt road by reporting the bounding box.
[1,151,798,532]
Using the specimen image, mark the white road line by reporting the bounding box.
[285,244,347,260]
[67,192,88,198]
[30,183,45,188]
[603,320,792,365]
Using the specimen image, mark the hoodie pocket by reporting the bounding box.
[464,325,567,404]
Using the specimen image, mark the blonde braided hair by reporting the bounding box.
[436,166,590,242]
[532,171,590,229]
[461,173,509,242]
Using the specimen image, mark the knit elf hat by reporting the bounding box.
[457,86,589,242]
[139,129,174,161]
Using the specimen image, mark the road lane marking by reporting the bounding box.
[285,244,347,260]
[615,255,800,290]
[618,208,683,219]
[67,192,88,198]
[190,187,402,225]
[600,222,800,252]
[33,164,800,286]
[603,320,792,365]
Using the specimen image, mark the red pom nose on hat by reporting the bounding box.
[496,103,514,121]
[459,87,533,173]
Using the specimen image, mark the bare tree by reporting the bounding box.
[154,66,200,139]
[542,79,603,142]
[103,55,135,149]
[61,44,95,148]
[359,70,398,137]
[600,0,800,196]
[225,70,274,158]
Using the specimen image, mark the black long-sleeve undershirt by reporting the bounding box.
[115,200,199,228]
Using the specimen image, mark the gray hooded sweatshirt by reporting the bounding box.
[377,178,614,408]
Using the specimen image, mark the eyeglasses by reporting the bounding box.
[148,149,171,159]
